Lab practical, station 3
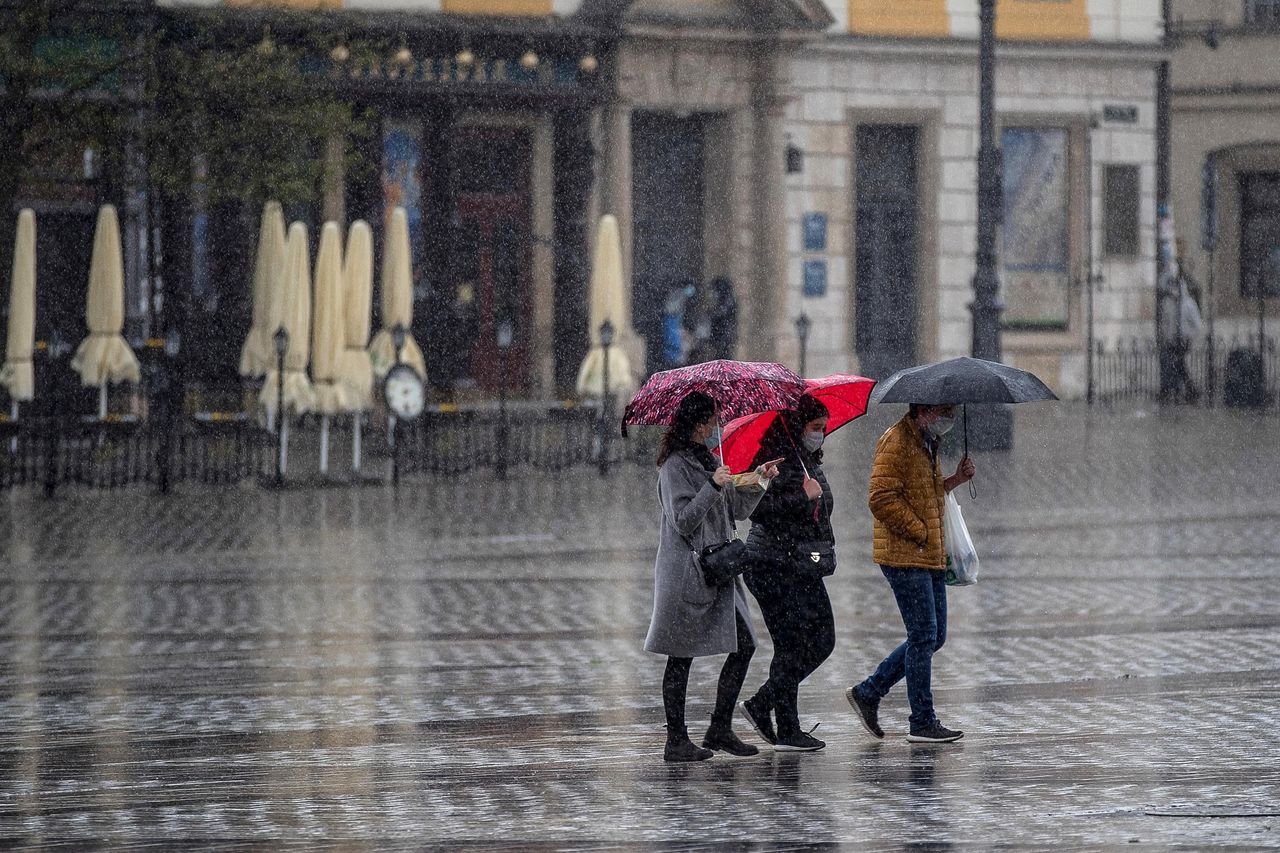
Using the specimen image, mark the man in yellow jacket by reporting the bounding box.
[845,403,975,743]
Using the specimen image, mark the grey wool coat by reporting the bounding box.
[644,448,764,658]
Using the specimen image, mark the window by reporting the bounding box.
[1103,165,1140,257]
[1239,172,1280,298]
[1001,127,1071,328]
[1245,0,1280,26]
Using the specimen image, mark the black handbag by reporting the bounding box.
[697,538,750,587]
[791,540,837,577]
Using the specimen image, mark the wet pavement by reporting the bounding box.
[2,403,1280,848]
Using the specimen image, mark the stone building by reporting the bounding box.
[1168,0,1280,346]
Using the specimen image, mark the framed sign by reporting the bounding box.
[803,260,827,298]
[802,212,828,252]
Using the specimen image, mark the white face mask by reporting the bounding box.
[926,415,955,438]
[801,430,825,452]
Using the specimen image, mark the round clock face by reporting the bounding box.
[384,364,425,420]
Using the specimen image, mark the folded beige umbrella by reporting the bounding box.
[239,200,286,378]
[1,209,36,404]
[575,214,634,398]
[312,221,348,417]
[339,220,374,409]
[368,207,426,380]
[71,206,141,407]
[259,221,315,421]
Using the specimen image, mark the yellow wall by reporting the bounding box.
[442,0,553,13]
[995,0,1090,41]
[848,0,949,38]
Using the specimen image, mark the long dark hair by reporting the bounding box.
[751,395,830,469]
[656,391,718,469]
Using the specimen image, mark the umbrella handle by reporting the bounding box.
[964,405,977,500]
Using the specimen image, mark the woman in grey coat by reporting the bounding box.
[644,391,781,761]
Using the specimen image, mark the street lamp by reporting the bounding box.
[970,0,1012,450]
[496,318,514,480]
[794,313,812,378]
[598,320,615,477]
[273,326,288,487]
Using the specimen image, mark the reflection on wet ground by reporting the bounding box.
[2,405,1279,846]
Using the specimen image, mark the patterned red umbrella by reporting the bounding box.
[719,374,877,471]
[621,360,807,433]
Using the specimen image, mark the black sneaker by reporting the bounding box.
[740,697,776,746]
[664,736,715,762]
[845,686,884,740]
[702,728,760,757]
[774,730,825,752]
[906,723,964,743]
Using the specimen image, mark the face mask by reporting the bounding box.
[926,415,955,437]
[801,431,825,452]
[703,431,721,450]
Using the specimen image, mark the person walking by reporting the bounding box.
[846,403,975,743]
[645,390,781,761]
[740,395,837,752]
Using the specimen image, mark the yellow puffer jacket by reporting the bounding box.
[869,414,946,570]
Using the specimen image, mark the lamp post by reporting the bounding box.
[391,323,406,488]
[157,328,180,495]
[795,313,812,378]
[970,0,1012,450]
[598,319,615,477]
[273,326,288,487]
[496,318,513,480]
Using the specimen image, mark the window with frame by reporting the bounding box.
[1103,164,1141,257]
[1001,127,1071,329]
[1245,0,1280,26]
[1239,172,1280,298]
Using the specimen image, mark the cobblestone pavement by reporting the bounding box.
[2,403,1280,848]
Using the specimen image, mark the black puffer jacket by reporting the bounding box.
[745,450,835,567]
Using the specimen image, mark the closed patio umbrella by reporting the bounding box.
[368,207,425,380]
[259,222,315,417]
[1,209,36,407]
[312,222,347,474]
[239,200,286,378]
[575,215,634,398]
[71,205,140,416]
[341,220,375,474]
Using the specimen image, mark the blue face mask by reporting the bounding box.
[703,432,721,450]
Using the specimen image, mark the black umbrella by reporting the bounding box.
[871,357,1058,476]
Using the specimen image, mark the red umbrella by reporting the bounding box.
[621,360,807,434]
[719,374,876,472]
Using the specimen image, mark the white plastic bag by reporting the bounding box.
[943,492,979,586]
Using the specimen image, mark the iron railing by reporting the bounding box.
[1091,336,1279,408]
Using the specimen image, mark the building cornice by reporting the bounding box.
[809,34,1167,66]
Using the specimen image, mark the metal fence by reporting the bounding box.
[1092,336,1279,408]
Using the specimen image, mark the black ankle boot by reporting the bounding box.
[664,727,714,762]
[703,727,759,757]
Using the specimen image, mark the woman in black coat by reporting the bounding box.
[739,395,836,751]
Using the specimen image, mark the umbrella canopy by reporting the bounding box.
[311,222,349,415]
[70,205,140,386]
[259,222,315,417]
[575,215,634,397]
[719,374,876,472]
[238,200,286,378]
[870,356,1058,405]
[368,206,426,380]
[1,209,36,401]
[622,360,806,430]
[338,220,374,410]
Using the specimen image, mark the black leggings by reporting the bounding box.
[744,568,835,737]
[662,611,755,737]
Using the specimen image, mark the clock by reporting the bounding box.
[383,364,425,420]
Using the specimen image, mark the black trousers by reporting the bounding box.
[744,567,835,737]
[662,611,755,737]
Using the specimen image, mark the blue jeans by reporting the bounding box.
[856,566,947,732]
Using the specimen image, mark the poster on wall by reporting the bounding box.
[1000,127,1070,328]
[381,119,425,299]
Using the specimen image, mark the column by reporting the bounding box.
[532,115,556,396]
[600,101,641,364]
[749,49,791,366]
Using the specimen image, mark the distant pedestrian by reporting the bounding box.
[740,394,836,752]
[661,281,696,369]
[645,391,781,761]
[846,404,975,743]
[687,277,739,364]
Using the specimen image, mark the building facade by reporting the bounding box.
[1169,0,1280,347]
[778,0,1164,397]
